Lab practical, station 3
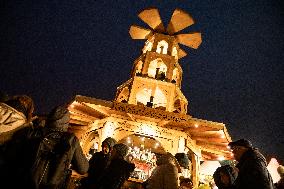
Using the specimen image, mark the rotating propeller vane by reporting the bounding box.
[129,8,202,59]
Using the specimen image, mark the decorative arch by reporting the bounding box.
[136,88,152,105]
[148,58,168,79]
[143,40,153,53]
[172,46,178,59]
[156,40,168,54]
[172,68,180,83]
[82,130,99,157]
[174,99,182,113]
[152,87,167,108]
[135,86,167,108]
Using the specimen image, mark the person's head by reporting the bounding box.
[180,178,193,189]
[277,165,284,178]
[101,137,117,155]
[219,171,230,186]
[111,143,129,159]
[126,154,134,162]
[46,105,70,131]
[213,165,238,188]
[229,139,252,161]
[5,95,34,122]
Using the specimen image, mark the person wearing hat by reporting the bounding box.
[229,139,274,189]
[275,165,284,189]
[213,165,238,189]
[96,143,135,189]
[80,136,117,189]
[0,94,35,144]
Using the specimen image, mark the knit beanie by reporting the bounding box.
[229,139,253,149]
[102,137,117,149]
[113,143,128,158]
[46,105,70,130]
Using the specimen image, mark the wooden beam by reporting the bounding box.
[197,141,231,153]
[191,136,228,143]
[185,126,220,133]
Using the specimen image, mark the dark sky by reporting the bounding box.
[1,1,283,162]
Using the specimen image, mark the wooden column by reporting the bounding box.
[191,153,200,188]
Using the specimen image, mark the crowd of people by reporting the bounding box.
[0,92,283,189]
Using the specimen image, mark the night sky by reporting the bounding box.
[1,1,283,163]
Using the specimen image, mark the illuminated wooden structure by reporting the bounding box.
[68,8,232,187]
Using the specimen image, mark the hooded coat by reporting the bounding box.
[81,137,117,189]
[145,153,179,189]
[234,148,274,189]
[96,157,135,189]
[213,165,237,189]
[0,102,28,144]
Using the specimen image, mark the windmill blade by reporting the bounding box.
[176,32,202,49]
[167,9,195,34]
[129,25,152,39]
[178,48,187,59]
[138,8,165,32]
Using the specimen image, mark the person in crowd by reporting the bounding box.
[144,152,179,189]
[80,136,117,189]
[2,105,89,189]
[275,165,284,189]
[0,94,35,180]
[213,165,238,189]
[0,94,35,144]
[229,138,274,189]
[179,177,193,189]
[126,153,134,163]
[96,143,135,189]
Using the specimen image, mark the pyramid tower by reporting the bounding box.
[68,8,233,187]
[115,8,202,114]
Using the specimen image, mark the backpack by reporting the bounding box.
[30,131,75,189]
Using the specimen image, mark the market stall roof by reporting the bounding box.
[68,95,233,161]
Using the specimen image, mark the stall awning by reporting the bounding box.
[68,95,233,161]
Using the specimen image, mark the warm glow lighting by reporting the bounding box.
[104,121,115,137]
[218,156,225,161]
[194,124,198,128]
[94,142,99,150]
[141,137,145,141]
[141,124,156,136]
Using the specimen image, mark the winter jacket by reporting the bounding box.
[145,153,179,189]
[81,151,111,188]
[96,157,135,189]
[0,102,28,144]
[235,148,275,189]
[2,106,89,189]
